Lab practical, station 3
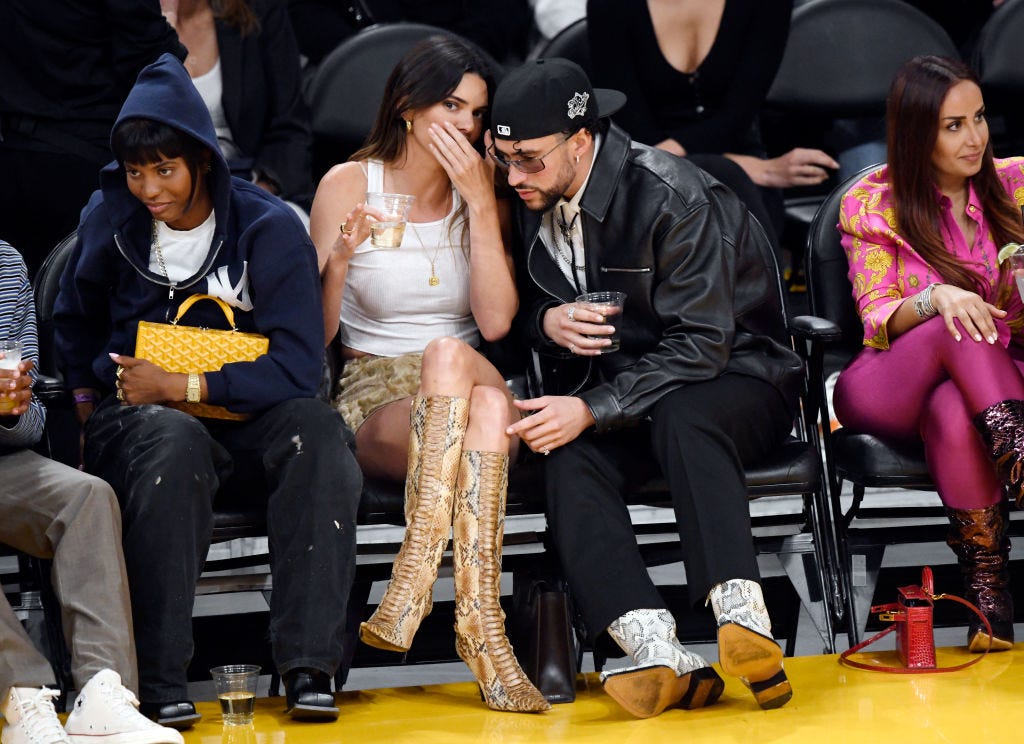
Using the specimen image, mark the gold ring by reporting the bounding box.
[116,388,125,402]
[116,365,125,380]
[340,221,354,234]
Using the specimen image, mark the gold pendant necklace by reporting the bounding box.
[407,222,445,286]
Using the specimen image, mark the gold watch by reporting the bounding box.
[186,373,201,403]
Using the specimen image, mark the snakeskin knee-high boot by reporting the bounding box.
[946,503,1014,652]
[452,450,550,712]
[359,395,469,652]
[710,579,792,710]
[974,399,1024,505]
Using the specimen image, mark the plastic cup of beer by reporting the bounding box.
[0,340,22,414]
[366,192,415,248]
[211,665,260,725]
[575,291,626,353]
[1009,247,1024,302]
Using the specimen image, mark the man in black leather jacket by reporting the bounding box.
[495,59,802,718]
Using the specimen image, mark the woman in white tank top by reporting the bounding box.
[308,38,548,712]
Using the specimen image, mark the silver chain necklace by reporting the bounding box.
[151,220,176,300]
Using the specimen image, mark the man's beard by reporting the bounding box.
[521,160,576,212]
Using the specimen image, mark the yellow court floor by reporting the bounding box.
[183,646,1024,744]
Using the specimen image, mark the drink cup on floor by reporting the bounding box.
[366,192,415,248]
[211,665,260,725]
[0,340,22,414]
[575,291,626,353]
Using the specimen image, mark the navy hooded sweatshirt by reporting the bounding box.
[54,53,324,414]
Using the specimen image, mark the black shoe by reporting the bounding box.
[139,700,202,730]
[283,669,339,721]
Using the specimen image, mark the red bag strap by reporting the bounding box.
[839,571,993,674]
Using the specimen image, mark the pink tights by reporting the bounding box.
[834,317,1024,508]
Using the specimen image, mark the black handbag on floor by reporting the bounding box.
[514,578,579,703]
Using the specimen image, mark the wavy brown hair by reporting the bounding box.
[888,55,1024,307]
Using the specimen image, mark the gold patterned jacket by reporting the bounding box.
[839,158,1024,349]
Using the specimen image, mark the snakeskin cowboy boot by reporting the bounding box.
[974,399,1024,505]
[600,608,724,718]
[946,503,1014,652]
[452,450,550,712]
[709,578,792,710]
[360,395,469,652]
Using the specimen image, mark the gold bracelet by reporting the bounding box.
[186,373,201,404]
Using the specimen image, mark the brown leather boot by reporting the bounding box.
[452,450,550,712]
[946,503,1014,652]
[359,395,469,652]
[973,399,1024,504]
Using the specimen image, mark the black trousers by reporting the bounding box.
[84,397,362,703]
[544,374,793,641]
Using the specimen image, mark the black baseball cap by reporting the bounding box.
[490,58,626,141]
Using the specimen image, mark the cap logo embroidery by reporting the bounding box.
[567,92,589,119]
[496,124,511,136]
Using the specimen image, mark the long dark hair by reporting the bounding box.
[351,35,496,164]
[111,118,212,213]
[351,35,496,251]
[887,55,1024,303]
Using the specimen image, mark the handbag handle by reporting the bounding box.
[839,590,993,674]
[173,293,238,330]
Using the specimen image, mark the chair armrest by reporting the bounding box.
[34,375,69,408]
[789,314,842,342]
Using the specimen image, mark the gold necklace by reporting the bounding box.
[407,221,447,287]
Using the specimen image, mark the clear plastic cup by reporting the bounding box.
[1009,247,1024,301]
[575,291,626,353]
[0,340,22,414]
[211,665,260,725]
[366,192,415,248]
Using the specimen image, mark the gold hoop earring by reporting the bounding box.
[405,119,412,132]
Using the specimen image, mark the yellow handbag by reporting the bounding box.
[134,293,269,420]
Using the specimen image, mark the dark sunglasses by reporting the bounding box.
[487,135,572,174]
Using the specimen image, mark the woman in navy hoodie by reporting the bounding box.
[53,53,361,728]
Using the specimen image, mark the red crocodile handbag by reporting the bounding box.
[839,567,993,673]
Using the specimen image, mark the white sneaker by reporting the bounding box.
[63,671,182,744]
[1,686,70,744]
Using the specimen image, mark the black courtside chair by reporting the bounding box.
[805,165,939,644]
[529,17,590,75]
[974,0,1024,157]
[306,22,504,180]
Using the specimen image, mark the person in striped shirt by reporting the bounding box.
[0,241,182,744]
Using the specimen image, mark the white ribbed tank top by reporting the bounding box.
[339,160,479,355]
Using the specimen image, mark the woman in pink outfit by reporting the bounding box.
[835,55,1024,653]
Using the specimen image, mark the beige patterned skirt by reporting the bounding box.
[334,352,423,431]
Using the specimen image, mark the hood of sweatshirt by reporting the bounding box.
[99,52,231,288]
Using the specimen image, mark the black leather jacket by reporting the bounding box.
[515,124,803,432]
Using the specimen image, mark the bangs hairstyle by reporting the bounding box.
[111,118,211,211]
[887,55,1024,309]
[351,35,496,164]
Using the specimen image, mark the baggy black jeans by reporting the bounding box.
[544,374,794,642]
[84,397,362,704]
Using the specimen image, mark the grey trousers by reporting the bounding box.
[0,449,136,697]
